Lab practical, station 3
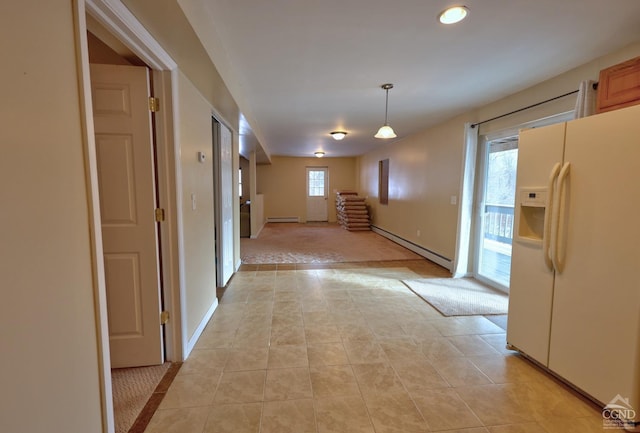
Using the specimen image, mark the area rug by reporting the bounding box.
[402,277,508,316]
[241,223,422,264]
[112,362,171,433]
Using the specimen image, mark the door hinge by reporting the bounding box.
[160,310,170,325]
[149,97,160,112]
[155,208,165,222]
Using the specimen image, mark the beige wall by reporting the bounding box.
[358,41,640,263]
[257,156,358,223]
[177,72,218,340]
[123,0,239,132]
[360,115,466,260]
[0,1,103,431]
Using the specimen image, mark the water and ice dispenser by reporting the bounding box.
[516,188,547,243]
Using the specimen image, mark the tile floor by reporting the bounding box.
[144,260,606,433]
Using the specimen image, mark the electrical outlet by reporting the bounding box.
[417,229,421,237]
[450,195,457,205]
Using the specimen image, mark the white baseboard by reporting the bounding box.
[266,216,300,223]
[184,297,218,359]
[371,225,453,272]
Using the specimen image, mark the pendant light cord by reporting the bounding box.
[384,88,390,125]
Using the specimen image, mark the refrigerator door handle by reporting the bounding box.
[543,162,562,271]
[550,162,571,273]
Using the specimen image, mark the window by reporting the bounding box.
[308,169,325,197]
[238,168,243,198]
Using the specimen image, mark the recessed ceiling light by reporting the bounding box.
[439,6,469,24]
[314,151,325,158]
[330,131,347,140]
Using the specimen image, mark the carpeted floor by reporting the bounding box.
[241,223,423,264]
[112,363,171,433]
[402,277,509,316]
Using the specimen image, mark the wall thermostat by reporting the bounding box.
[197,151,206,163]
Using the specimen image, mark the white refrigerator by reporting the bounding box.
[507,103,640,430]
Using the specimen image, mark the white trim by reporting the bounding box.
[371,226,453,271]
[185,298,219,356]
[73,2,115,432]
[152,69,183,362]
[266,217,300,223]
[85,0,176,71]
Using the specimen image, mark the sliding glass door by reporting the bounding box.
[474,134,518,291]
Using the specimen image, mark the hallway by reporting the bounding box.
[143,260,604,433]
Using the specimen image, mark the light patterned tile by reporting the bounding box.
[203,403,262,433]
[411,388,483,431]
[307,342,350,366]
[430,357,493,387]
[310,365,361,398]
[352,362,406,396]
[456,383,537,425]
[270,325,306,346]
[447,335,502,356]
[213,370,266,404]
[261,399,316,433]
[304,324,341,344]
[391,359,449,391]
[159,373,219,409]
[314,396,376,433]
[224,347,269,371]
[268,345,309,369]
[487,423,548,433]
[343,340,388,364]
[145,407,210,433]
[362,392,429,433]
[264,367,313,401]
[178,348,230,375]
[468,354,547,384]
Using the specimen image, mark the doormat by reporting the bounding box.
[402,277,508,316]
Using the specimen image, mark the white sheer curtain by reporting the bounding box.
[574,80,597,118]
[453,123,478,278]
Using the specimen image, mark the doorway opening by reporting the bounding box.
[83,6,182,432]
[473,134,518,291]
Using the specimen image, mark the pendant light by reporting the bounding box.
[374,83,397,139]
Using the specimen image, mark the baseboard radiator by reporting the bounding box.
[266,216,300,223]
[371,225,453,272]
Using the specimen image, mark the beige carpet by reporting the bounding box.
[112,363,171,433]
[402,277,509,316]
[241,223,422,263]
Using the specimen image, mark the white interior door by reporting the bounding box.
[90,64,164,368]
[214,120,234,287]
[306,167,329,222]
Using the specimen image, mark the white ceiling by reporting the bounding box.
[178,0,640,161]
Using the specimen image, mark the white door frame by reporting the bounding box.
[75,1,182,432]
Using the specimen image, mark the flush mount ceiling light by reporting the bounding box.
[374,83,397,139]
[330,131,347,140]
[439,5,469,24]
[314,151,325,158]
